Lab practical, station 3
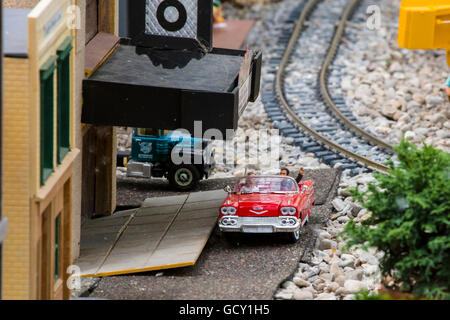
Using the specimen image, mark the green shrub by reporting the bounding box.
[341,140,450,299]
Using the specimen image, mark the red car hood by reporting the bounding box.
[236,193,295,217]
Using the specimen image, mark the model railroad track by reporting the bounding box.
[263,0,393,174]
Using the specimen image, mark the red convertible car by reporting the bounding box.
[218,175,315,243]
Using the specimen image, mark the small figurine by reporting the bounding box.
[213,0,226,25]
[296,167,305,183]
[280,167,305,184]
[446,75,450,102]
[279,167,290,176]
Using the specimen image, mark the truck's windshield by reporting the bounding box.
[137,128,159,136]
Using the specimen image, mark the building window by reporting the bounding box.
[57,37,73,164]
[54,214,61,282]
[40,56,58,186]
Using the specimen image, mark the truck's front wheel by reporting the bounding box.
[168,164,200,190]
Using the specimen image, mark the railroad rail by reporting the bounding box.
[273,0,392,173]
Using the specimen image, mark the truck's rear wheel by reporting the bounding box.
[168,164,200,190]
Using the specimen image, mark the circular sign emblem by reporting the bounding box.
[156,0,187,32]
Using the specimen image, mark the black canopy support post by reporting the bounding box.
[118,0,128,37]
[127,0,146,39]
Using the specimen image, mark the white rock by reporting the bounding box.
[293,277,310,288]
[363,265,379,276]
[426,96,444,107]
[345,269,363,281]
[302,285,316,295]
[332,198,346,212]
[329,261,342,276]
[338,188,353,197]
[330,212,343,220]
[320,273,334,282]
[344,280,367,294]
[381,104,397,119]
[404,131,416,141]
[436,130,450,139]
[281,281,297,290]
[315,293,337,300]
[412,93,425,104]
[318,239,337,250]
[310,255,323,266]
[343,266,355,273]
[339,258,355,268]
[274,290,293,300]
[349,203,363,216]
[327,282,340,293]
[337,216,350,224]
[313,282,327,292]
[318,231,332,240]
[341,254,355,261]
[293,289,313,300]
[298,263,312,273]
[340,203,353,216]
[359,212,372,223]
[430,113,446,123]
[284,137,294,145]
[335,275,346,287]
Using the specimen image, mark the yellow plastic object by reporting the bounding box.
[398,0,450,65]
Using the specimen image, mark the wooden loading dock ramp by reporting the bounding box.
[76,190,226,277]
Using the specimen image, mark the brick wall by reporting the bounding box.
[2,57,31,299]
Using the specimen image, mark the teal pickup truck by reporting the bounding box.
[117,128,215,190]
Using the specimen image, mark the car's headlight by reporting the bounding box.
[281,207,296,215]
[221,206,237,215]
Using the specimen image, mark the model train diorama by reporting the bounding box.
[116,128,316,241]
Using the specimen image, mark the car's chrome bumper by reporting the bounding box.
[218,216,300,233]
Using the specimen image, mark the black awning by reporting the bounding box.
[82,42,261,136]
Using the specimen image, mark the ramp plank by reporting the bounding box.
[141,194,188,208]
[77,209,137,276]
[76,191,226,277]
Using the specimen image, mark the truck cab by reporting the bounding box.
[118,128,215,190]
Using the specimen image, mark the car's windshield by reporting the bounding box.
[233,176,298,194]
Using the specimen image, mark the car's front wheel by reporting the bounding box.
[223,232,240,245]
[287,229,300,243]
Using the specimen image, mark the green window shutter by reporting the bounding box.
[56,36,73,164]
[40,56,58,186]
